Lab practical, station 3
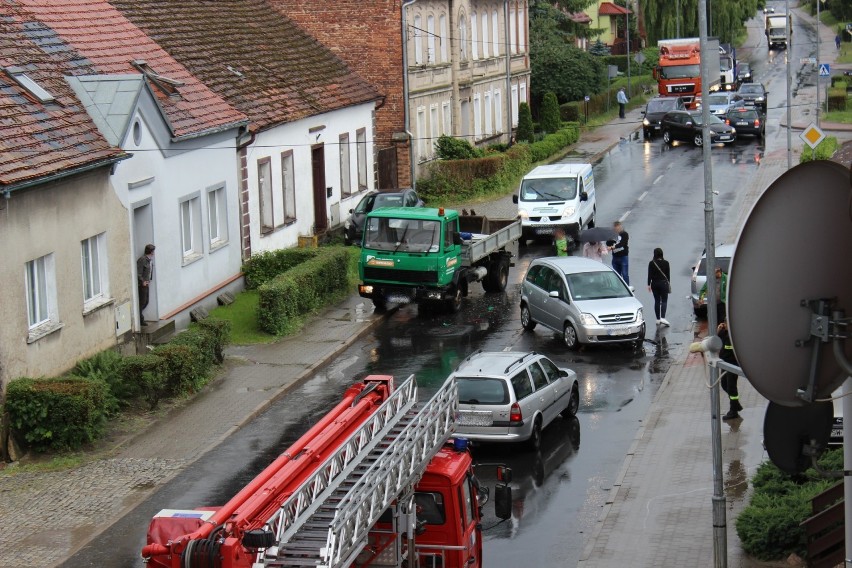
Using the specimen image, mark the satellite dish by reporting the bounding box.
[728,161,852,406]
[763,400,832,475]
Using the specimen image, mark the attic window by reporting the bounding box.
[6,67,54,103]
[131,59,184,97]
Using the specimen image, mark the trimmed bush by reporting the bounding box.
[800,136,838,162]
[258,247,356,335]
[435,135,482,160]
[152,343,205,397]
[242,248,320,289]
[540,92,561,133]
[74,348,133,412]
[5,376,110,451]
[826,87,847,112]
[516,102,535,143]
[560,102,581,122]
[120,354,168,410]
[197,318,231,364]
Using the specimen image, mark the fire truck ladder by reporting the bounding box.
[259,376,458,567]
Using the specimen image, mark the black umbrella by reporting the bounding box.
[578,227,618,243]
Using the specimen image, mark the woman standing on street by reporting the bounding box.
[647,247,671,327]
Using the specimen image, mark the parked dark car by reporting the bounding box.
[736,62,753,86]
[723,107,765,138]
[641,96,688,138]
[343,188,424,245]
[661,110,737,146]
[733,82,768,114]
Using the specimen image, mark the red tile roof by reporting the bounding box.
[0,6,125,188]
[569,11,593,24]
[12,0,247,139]
[108,0,382,132]
[599,2,631,16]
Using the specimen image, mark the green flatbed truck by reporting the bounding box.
[357,207,521,312]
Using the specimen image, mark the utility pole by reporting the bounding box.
[676,0,680,38]
[698,0,727,565]
[816,0,822,127]
[786,0,792,168]
[626,3,631,95]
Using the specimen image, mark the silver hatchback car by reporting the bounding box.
[690,244,735,315]
[453,351,579,450]
[520,256,645,349]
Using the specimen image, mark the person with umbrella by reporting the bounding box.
[607,221,630,285]
[578,226,617,263]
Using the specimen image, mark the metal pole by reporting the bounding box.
[816,0,821,127]
[698,0,727,565]
[676,0,680,38]
[844,378,852,567]
[786,0,792,169]
[626,5,631,95]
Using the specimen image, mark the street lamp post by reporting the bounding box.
[626,5,631,94]
[817,0,822,127]
[786,0,792,168]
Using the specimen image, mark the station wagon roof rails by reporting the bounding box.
[505,352,537,374]
[457,349,483,370]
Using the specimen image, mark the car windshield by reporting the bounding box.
[566,270,632,300]
[729,110,759,120]
[739,64,750,73]
[520,177,577,201]
[739,84,762,94]
[707,94,730,106]
[373,194,406,208]
[689,113,724,125]
[354,194,376,214]
[362,217,441,252]
[647,99,677,113]
[720,58,733,72]
[659,64,700,79]
[455,377,510,405]
[696,257,732,276]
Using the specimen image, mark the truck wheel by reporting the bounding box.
[483,258,510,292]
[446,286,463,313]
[563,323,580,350]
[520,304,537,331]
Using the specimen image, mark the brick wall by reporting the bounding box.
[270,0,411,188]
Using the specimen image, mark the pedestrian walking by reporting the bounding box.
[717,321,743,420]
[137,243,155,325]
[616,87,628,119]
[582,241,608,262]
[553,228,569,256]
[699,266,727,323]
[607,221,630,284]
[836,34,842,50]
[647,247,671,327]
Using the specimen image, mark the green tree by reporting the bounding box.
[516,102,535,143]
[540,92,561,133]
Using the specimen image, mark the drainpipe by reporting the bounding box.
[505,0,512,144]
[402,0,419,189]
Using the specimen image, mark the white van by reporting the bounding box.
[513,163,596,243]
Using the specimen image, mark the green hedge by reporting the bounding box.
[737,449,843,561]
[417,124,580,204]
[258,247,356,335]
[242,248,320,289]
[800,136,838,162]
[5,377,110,451]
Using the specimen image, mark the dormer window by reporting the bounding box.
[5,67,54,103]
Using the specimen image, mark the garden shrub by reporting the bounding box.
[152,343,205,397]
[5,376,110,451]
[242,248,320,289]
[826,87,846,112]
[120,354,168,410]
[435,135,482,160]
[800,136,838,162]
[258,247,355,335]
[197,318,231,364]
[74,348,135,410]
[540,92,561,133]
[560,102,580,122]
[516,102,535,143]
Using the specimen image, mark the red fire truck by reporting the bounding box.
[141,374,512,567]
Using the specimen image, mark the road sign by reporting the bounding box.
[633,52,646,65]
[800,57,816,65]
[819,64,831,77]
[800,123,826,150]
[608,65,619,79]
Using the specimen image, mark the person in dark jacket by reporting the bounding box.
[607,221,629,284]
[647,247,671,327]
[717,321,743,420]
[137,243,155,325]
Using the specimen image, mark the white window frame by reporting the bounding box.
[281,151,296,221]
[26,253,57,330]
[511,84,519,125]
[520,81,527,107]
[356,128,368,191]
[339,132,352,197]
[439,14,448,62]
[494,89,503,134]
[484,91,492,136]
[430,104,439,157]
[207,184,228,248]
[471,13,478,60]
[459,17,468,61]
[510,8,517,54]
[180,194,203,262]
[258,157,274,234]
[442,101,452,135]
[427,15,436,64]
[414,15,423,65]
[481,11,489,58]
[473,93,482,140]
[518,6,525,53]
[416,106,427,161]
[492,9,500,56]
[81,232,109,308]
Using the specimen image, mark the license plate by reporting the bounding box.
[459,411,493,427]
[736,121,748,126]
[719,135,731,140]
[607,325,632,336]
[832,429,843,439]
[535,227,554,235]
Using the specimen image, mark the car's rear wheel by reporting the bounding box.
[562,385,580,417]
[526,417,542,451]
[563,323,580,350]
[663,130,673,145]
[521,304,537,331]
[693,133,704,146]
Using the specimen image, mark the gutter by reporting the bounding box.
[402,0,419,189]
[1,153,131,195]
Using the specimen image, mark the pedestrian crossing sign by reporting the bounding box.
[819,64,830,77]
[800,123,825,149]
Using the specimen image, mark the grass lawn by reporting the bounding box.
[208,290,277,345]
